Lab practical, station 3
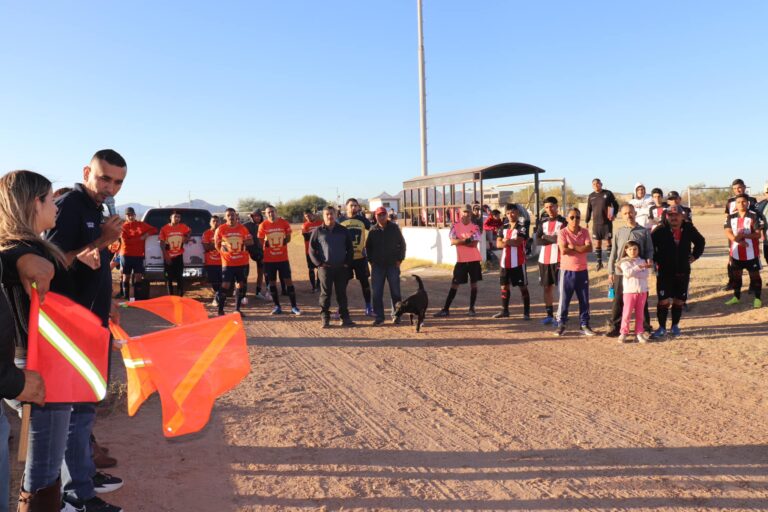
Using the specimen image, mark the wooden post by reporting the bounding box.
[17,404,30,462]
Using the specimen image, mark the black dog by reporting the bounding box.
[393,275,428,332]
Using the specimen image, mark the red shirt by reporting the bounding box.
[258,218,292,263]
[159,223,191,258]
[202,229,222,266]
[120,221,157,257]
[215,223,252,267]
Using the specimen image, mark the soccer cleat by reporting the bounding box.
[754,298,762,309]
[580,325,597,336]
[725,296,740,306]
[270,305,282,315]
[364,304,375,317]
[651,327,667,339]
[542,316,554,325]
[290,306,302,316]
[467,309,477,317]
[93,472,124,494]
[669,325,681,337]
[492,310,510,319]
[554,323,566,336]
[433,309,449,318]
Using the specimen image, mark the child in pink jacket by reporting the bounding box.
[618,241,653,343]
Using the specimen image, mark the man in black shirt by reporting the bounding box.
[585,178,619,270]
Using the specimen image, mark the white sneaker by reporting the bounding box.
[637,332,650,343]
[240,296,248,306]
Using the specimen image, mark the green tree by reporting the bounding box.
[277,195,329,221]
[236,197,271,213]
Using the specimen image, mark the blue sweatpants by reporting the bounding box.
[556,269,590,326]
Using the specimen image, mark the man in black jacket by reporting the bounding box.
[365,206,407,326]
[651,205,705,339]
[309,205,355,328]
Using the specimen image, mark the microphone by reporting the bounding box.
[104,196,117,217]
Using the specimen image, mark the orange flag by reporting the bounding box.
[120,296,208,326]
[112,313,249,437]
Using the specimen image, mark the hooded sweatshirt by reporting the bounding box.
[629,182,654,229]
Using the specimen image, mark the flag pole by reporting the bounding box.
[17,404,30,462]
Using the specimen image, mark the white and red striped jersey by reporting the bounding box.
[647,203,668,231]
[499,222,528,269]
[725,211,763,261]
[536,215,565,264]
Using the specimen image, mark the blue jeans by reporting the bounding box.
[370,264,402,321]
[24,403,96,501]
[0,407,10,512]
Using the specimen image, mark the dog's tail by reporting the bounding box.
[413,275,424,290]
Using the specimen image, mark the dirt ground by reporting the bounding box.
[10,210,768,511]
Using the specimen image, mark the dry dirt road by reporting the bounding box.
[17,211,768,511]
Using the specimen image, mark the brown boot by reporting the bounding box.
[17,477,61,512]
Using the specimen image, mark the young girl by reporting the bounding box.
[618,240,652,343]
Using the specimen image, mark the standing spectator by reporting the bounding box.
[617,241,653,343]
[724,194,763,308]
[651,205,705,338]
[45,150,128,511]
[366,206,406,326]
[215,208,254,316]
[301,209,323,292]
[629,183,654,229]
[585,178,618,271]
[554,207,595,336]
[338,198,373,316]
[725,179,758,215]
[258,205,300,315]
[483,209,503,261]
[493,204,530,319]
[664,191,692,223]
[605,204,653,337]
[434,204,483,317]
[158,211,191,296]
[388,208,398,222]
[309,205,354,328]
[243,209,271,299]
[646,188,668,232]
[117,206,156,300]
[470,202,484,232]
[535,197,566,324]
[202,215,223,306]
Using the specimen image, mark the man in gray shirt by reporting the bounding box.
[606,203,654,336]
[309,205,355,328]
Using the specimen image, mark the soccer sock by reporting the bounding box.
[595,248,602,263]
[671,305,683,326]
[166,280,173,296]
[235,293,243,311]
[216,289,226,311]
[734,289,742,300]
[124,281,131,300]
[521,288,531,316]
[308,270,316,290]
[118,281,125,297]
[443,288,457,311]
[657,305,669,329]
[287,285,297,308]
[470,287,478,310]
[501,288,510,311]
[270,285,280,306]
[361,281,371,304]
[545,305,554,318]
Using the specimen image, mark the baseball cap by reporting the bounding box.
[374,206,387,215]
[666,191,681,200]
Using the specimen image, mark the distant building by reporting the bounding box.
[369,191,400,215]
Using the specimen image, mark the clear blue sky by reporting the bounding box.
[2,0,767,207]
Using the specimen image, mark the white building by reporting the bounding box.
[369,191,400,214]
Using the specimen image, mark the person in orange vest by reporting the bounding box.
[201,215,223,306]
[158,211,192,296]
[117,207,157,300]
[215,208,254,316]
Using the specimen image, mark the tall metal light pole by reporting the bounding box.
[417,0,428,177]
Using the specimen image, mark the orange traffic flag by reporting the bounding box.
[120,295,208,326]
[109,322,157,416]
[113,313,249,437]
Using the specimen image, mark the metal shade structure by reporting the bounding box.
[401,162,546,227]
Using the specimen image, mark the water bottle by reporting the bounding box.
[607,285,615,299]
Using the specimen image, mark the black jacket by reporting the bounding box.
[309,223,353,268]
[241,220,264,262]
[365,221,406,267]
[651,223,705,275]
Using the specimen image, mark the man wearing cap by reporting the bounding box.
[117,206,157,300]
[724,194,763,308]
[605,203,653,337]
[651,204,705,339]
[629,183,654,229]
[365,206,407,325]
[663,191,692,224]
[434,204,483,317]
[585,178,619,271]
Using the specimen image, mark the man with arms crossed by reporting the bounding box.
[555,207,596,336]
[535,197,566,325]
[585,178,618,271]
[493,204,531,320]
[724,194,763,308]
[434,204,483,318]
[651,205,705,338]
[158,211,191,296]
[215,208,254,316]
[258,205,301,315]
